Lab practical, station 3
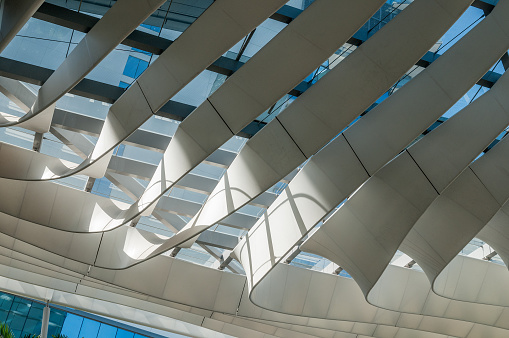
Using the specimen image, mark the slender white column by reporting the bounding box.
[40,302,50,338]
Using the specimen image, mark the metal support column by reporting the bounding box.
[40,301,50,338]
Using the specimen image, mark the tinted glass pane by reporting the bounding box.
[79,318,101,338]
[98,324,118,338]
[61,314,84,338]
[116,329,135,338]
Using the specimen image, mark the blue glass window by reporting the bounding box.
[140,23,160,33]
[61,314,83,338]
[123,56,149,79]
[91,177,113,198]
[116,329,135,338]
[98,324,118,337]
[131,47,151,56]
[79,318,101,338]
[119,81,130,89]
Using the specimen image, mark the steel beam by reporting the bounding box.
[32,3,305,96]
[0,58,268,137]
[31,1,501,94]
[471,0,496,13]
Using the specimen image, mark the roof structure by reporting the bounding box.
[0,0,509,337]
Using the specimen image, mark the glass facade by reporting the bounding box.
[58,310,188,338]
[61,315,151,338]
[0,291,188,338]
[0,293,66,337]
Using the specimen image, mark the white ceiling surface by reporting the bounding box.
[0,0,509,337]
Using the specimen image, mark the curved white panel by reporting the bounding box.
[300,2,509,312]
[0,0,391,269]
[0,0,166,133]
[2,1,509,337]
[0,0,386,257]
[234,0,491,306]
[0,237,506,337]
[166,0,472,258]
[131,0,387,229]
[0,0,289,180]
